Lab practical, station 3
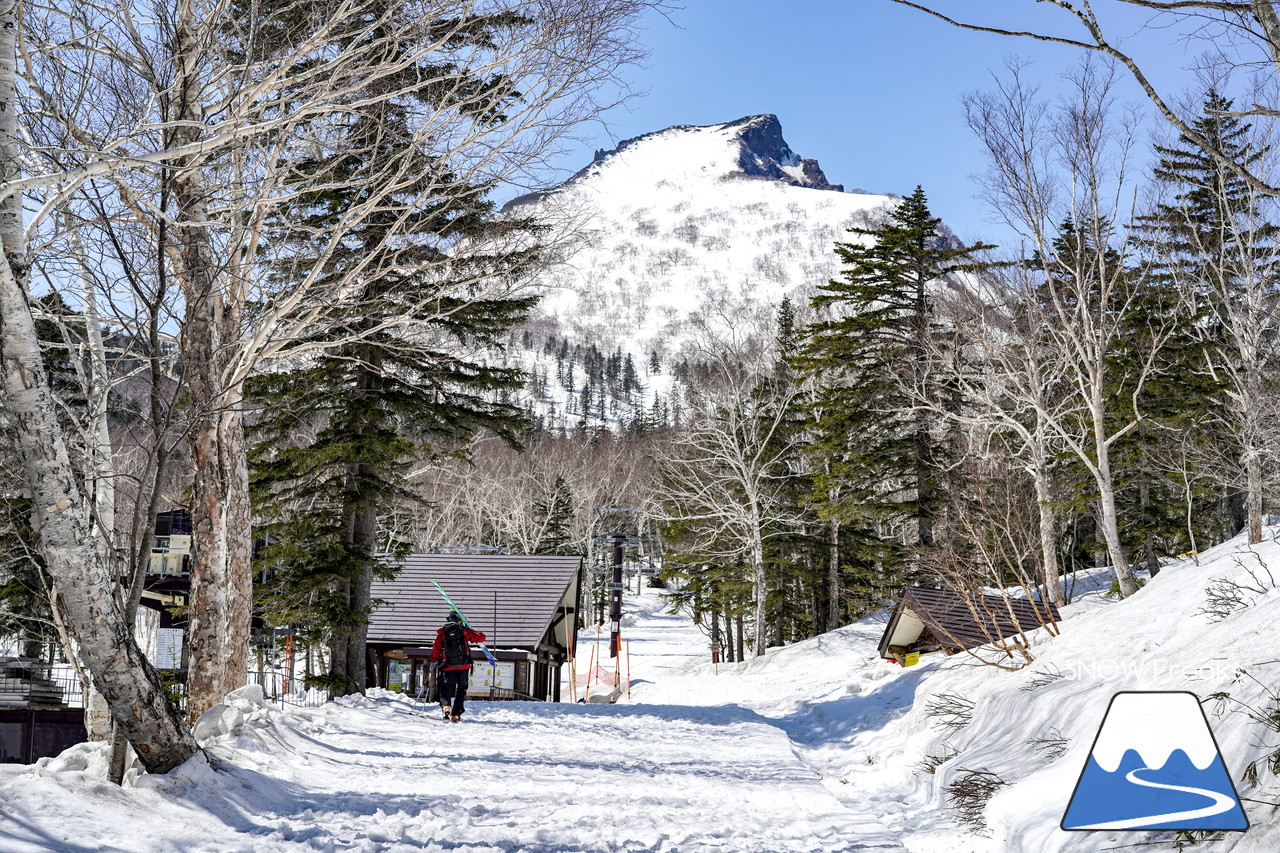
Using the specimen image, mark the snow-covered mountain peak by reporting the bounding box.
[545,113,844,198]
[503,114,898,431]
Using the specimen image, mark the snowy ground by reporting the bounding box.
[0,603,904,852]
[2,531,1279,851]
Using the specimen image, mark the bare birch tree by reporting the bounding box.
[3,0,665,761]
[914,272,1074,607]
[962,60,1182,598]
[1139,107,1280,544]
[0,1,197,772]
[659,307,803,656]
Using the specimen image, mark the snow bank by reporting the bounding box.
[617,532,1279,851]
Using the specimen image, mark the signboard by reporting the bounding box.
[154,628,183,670]
[903,652,920,667]
[387,660,408,692]
[475,661,515,691]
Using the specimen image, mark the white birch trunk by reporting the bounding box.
[1033,462,1065,608]
[0,0,195,774]
[750,509,767,658]
[1029,427,1065,607]
[827,514,840,629]
[1243,360,1265,544]
[171,3,251,722]
[69,225,116,558]
[1092,405,1139,597]
[65,219,122,745]
[1246,451,1264,544]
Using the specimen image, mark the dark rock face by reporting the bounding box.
[724,114,844,192]
[579,113,846,192]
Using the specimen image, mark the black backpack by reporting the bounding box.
[442,623,470,668]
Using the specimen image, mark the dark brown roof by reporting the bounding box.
[877,586,1060,659]
[368,553,582,649]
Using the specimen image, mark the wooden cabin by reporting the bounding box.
[878,586,1060,664]
[367,553,583,702]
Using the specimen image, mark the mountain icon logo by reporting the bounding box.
[1061,691,1249,832]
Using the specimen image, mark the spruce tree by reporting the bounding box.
[796,187,992,597]
[533,476,575,556]
[1134,89,1278,545]
[248,6,537,696]
[763,297,829,638]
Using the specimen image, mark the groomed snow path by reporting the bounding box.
[0,591,905,853]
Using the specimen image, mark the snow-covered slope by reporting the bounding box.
[510,114,895,361]
[614,535,1280,852]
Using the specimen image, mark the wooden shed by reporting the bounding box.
[367,553,583,702]
[878,586,1060,664]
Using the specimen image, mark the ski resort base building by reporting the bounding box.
[366,553,584,702]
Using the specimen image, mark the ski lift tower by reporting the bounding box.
[593,507,643,659]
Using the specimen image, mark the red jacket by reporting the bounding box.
[430,625,486,671]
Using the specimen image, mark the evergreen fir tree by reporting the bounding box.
[1133,88,1278,545]
[796,187,992,595]
[623,354,637,389]
[533,476,575,555]
[248,5,537,696]
[762,297,831,638]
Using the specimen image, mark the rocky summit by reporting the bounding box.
[544,113,845,198]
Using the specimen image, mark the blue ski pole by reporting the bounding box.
[430,580,498,666]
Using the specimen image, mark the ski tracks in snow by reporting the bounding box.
[280,696,906,853]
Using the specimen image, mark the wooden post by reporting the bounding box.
[567,625,576,702]
[284,634,293,695]
[609,533,624,658]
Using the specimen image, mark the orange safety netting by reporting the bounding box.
[575,664,622,689]
[566,637,631,701]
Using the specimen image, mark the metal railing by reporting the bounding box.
[247,669,328,708]
[0,662,84,709]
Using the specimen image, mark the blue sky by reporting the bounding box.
[543,1,1208,247]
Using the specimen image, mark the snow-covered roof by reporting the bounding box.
[368,553,582,650]
[877,586,1060,660]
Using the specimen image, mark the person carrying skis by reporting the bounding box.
[430,611,486,722]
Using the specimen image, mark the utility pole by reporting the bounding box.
[595,507,657,661]
[609,531,624,658]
